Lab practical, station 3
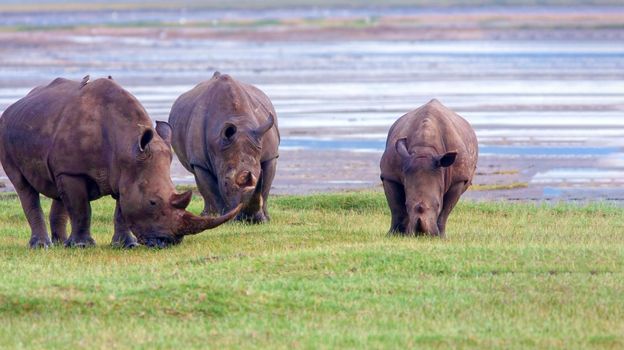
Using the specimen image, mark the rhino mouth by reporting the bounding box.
[137,234,183,248]
[415,218,425,234]
[411,218,440,236]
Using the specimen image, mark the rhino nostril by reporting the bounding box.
[236,171,256,188]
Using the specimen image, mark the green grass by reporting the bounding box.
[470,182,529,191]
[0,191,623,349]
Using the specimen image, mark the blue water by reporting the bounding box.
[3,5,622,28]
[0,9,623,194]
[480,146,619,156]
[542,187,563,197]
[281,138,385,152]
[281,138,620,157]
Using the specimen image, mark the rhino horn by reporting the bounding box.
[170,190,192,209]
[177,203,243,236]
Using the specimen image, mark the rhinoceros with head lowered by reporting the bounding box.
[168,72,279,223]
[380,99,478,237]
[0,76,241,248]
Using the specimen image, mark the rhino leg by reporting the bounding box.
[382,179,408,235]
[193,166,226,217]
[11,174,52,248]
[259,157,277,222]
[437,181,468,238]
[49,199,68,244]
[57,175,96,248]
[111,200,138,248]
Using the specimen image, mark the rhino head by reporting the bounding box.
[396,138,457,236]
[211,114,274,212]
[118,121,241,247]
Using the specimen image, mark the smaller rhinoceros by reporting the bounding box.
[380,99,478,237]
[0,76,241,249]
[169,72,279,223]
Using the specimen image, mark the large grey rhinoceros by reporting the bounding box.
[380,99,478,237]
[0,76,241,249]
[168,72,279,223]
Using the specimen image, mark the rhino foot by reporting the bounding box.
[236,211,269,224]
[64,236,96,248]
[29,236,52,249]
[111,235,139,249]
[51,235,67,245]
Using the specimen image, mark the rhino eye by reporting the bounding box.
[149,200,157,206]
[224,125,237,139]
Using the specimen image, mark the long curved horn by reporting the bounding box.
[255,113,274,136]
[176,203,243,236]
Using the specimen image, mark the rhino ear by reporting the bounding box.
[436,151,457,168]
[255,113,274,137]
[395,138,410,160]
[138,128,154,152]
[155,121,172,146]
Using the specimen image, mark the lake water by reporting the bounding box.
[0,28,623,197]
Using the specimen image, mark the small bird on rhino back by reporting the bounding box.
[0,76,241,249]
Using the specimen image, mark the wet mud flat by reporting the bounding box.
[270,139,624,202]
[0,5,623,202]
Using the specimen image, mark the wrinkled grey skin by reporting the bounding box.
[169,72,280,223]
[0,76,240,249]
[380,99,478,237]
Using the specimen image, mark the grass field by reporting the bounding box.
[0,191,622,349]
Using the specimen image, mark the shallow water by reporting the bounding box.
[0,25,623,197]
[3,5,622,28]
[281,138,620,157]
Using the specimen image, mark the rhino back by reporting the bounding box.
[169,74,279,171]
[381,99,478,184]
[169,81,210,171]
[0,77,151,198]
[0,79,83,194]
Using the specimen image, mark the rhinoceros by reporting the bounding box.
[379,99,478,237]
[168,72,279,223]
[0,76,241,249]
